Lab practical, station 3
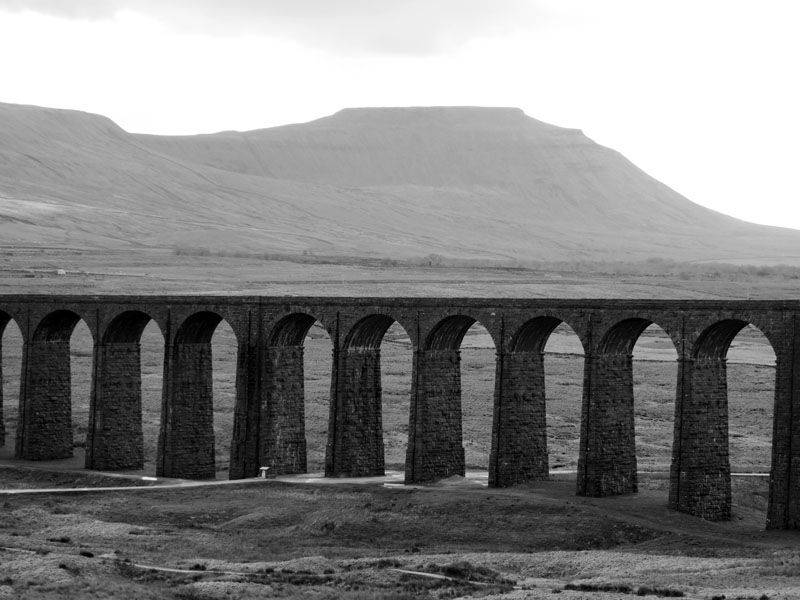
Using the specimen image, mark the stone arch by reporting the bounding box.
[344,314,397,350]
[326,313,414,477]
[102,310,157,344]
[670,317,777,521]
[492,315,586,486]
[259,311,332,477]
[158,310,237,479]
[692,319,776,522]
[597,318,657,356]
[175,310,233,345]
[268,313,319,347]
[32,309,87,343]
[16,309,91,461]
[579,316,679,497]
[87,310,164,472]
[424,314,477,350]
[510,315,566,353]
[407,314,495,483]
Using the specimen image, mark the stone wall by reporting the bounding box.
[158,342,216,479]
[406,348,465,483]
[16,340,74,460]
[86,342,144,470]
[261,345,307,475]
[578,353,637,496]
[670,357,731,520]
[327,347,385,477]
[489,350,549,486]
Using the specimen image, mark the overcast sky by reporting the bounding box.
[1,1,798,229]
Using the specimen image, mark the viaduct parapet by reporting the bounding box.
[0,295,798,530]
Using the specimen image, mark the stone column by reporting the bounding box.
[157,342,216,479]
[669,356,731,521]
[258,344,308,476]
[16,339,74,460]
[405,348,465,483]
[489,350,549,487]
[325,347,385,477]
[766,324,800,529]
[85,341,144,471]
[229,341,264,479]
[577,352,638,496]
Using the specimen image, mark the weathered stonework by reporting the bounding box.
[327,347,385,477]
[406,348,465,483]
[261,345,307,475]
[489,350,549,486]
[158,342,216,479]
[16,339,74,460]
[86,342,144,470]
[578,353,638,496]
[1,296,799,530]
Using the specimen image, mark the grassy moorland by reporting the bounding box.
[0,259,795,599]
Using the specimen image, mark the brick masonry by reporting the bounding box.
[1,296,799,530]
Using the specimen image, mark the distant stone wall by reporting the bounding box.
[0,295,798,530]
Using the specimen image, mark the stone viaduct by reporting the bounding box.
[0,295,798,530]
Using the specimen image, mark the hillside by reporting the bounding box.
[1,102,799,266]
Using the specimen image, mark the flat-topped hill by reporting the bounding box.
[2,102,798,265]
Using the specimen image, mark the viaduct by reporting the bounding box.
[0,295,798,530]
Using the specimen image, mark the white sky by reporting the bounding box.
[1,0,798,229]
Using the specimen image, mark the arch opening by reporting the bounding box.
[300,320,332,472]
[139,320,165,472]
[726,323,776,518]
[456,320,496,471]
[631,323,678,474]
[540,321,585,473]
[376,320,412,472]
[70,319,94,462]
[211,319,237,477]
[1,314,22,453]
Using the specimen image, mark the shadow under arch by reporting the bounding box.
[0,311,22,449]
[491,316,585,487]
[671,318,777,523]
[406,314,495,484]
[158,310,236,480]
[16,309,90,461]
[327,314,413,478]
[254,312,331,479]
[86,310,164,472]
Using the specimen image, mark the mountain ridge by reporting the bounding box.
[1,102,798,266]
